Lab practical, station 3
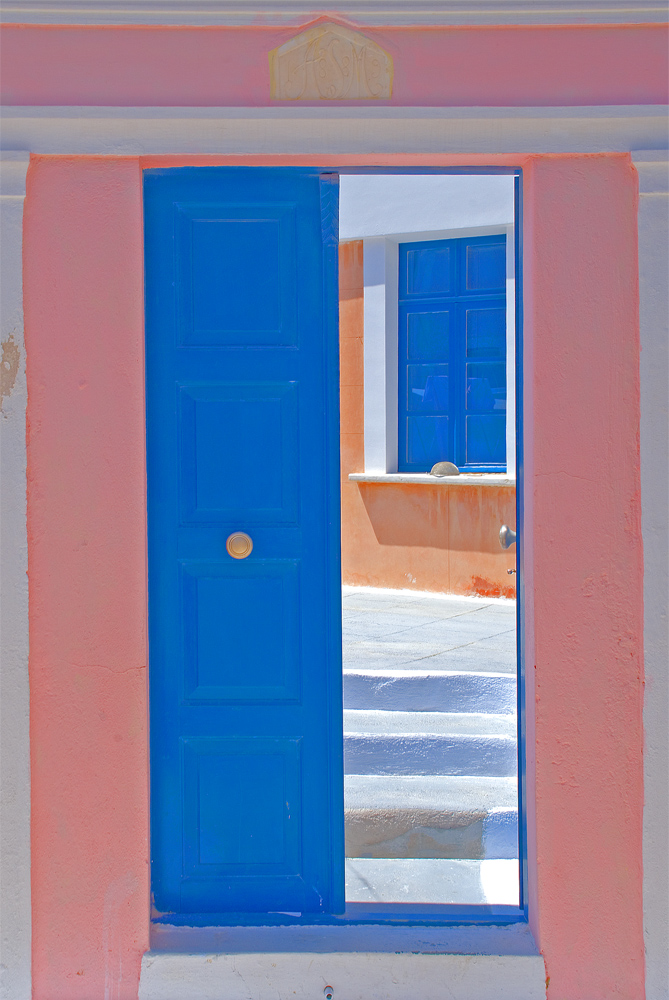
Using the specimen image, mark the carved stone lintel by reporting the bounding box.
[269,22,393,101]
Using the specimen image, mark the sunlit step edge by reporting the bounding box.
[344,733,517,777]
[345,858,520,906]
[344,670,516,713]
[344,708,516,736]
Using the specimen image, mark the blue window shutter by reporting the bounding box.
[398,235,507,473]
[144,168,344,918]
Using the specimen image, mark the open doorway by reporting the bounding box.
[144,166,521,921]
[338,173,520,908]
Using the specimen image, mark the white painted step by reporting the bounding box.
[344,709,516,736]
[345,772,518,812]
[344,732,517,777]
[343,669,516,713]
[140,950,548,1000]
[343,710,517,778]
[343,639,517,675]
[346,857,520,906]
[345,775,518,860]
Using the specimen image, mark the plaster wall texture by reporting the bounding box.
[1,110,662,1000]
[339,239,516,597]
[23,157,150,1000]
[0,152,31,1000]
[20,150,647,1000]
[524,153,644,999]
[1,23,667,107]
[338,174,514,240]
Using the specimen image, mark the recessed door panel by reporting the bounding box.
[182,737,302,875]
[407,414,450,467]
[407,309,450,359]
[465,307,506,358]
[405,244,453,295]
[176,203,298,346]
[465,413,506,465]
[179,383,298,523]
[181,559,300,703]
[465,240,506,291]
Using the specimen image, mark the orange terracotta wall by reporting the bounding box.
[339,240,516,598]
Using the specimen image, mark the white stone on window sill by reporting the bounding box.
[349,472,516,486]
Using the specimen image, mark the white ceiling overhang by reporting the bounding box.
[1,0,667,26]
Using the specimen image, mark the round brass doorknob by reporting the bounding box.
[226,532,253,559]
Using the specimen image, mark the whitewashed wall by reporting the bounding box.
[339,174,514,240]
[0,152,31,1000]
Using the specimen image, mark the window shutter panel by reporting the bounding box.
[398,235,507,473]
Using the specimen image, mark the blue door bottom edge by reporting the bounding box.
[152,904,526,927]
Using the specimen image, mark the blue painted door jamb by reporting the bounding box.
[145,165,526,928]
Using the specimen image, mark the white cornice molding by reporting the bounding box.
[1,0,667,25]
[0,151,30,197]
[632,148,669,192]
[1,105,667,156]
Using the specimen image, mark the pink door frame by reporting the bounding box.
[24,150,644,999]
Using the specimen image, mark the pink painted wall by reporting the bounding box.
[24,156,149,1000]
[1,22,667,107]
[23,150,644,999]
[524,153,644,999]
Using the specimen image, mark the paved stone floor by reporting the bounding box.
[342,586,517,675]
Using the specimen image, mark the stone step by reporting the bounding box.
[344,709,517,736]
[345,774,518,860]
[343,639,517,676]
[343,669,516,714]
[344,732,517,777]
[345,857,520,906]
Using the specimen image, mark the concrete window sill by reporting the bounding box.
[348,473,516,487]
[141,924,546,1000]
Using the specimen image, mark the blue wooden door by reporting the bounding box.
[398,234,507,472]
[144,168,343,917]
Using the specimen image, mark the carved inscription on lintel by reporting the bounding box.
[269,23,393,101]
